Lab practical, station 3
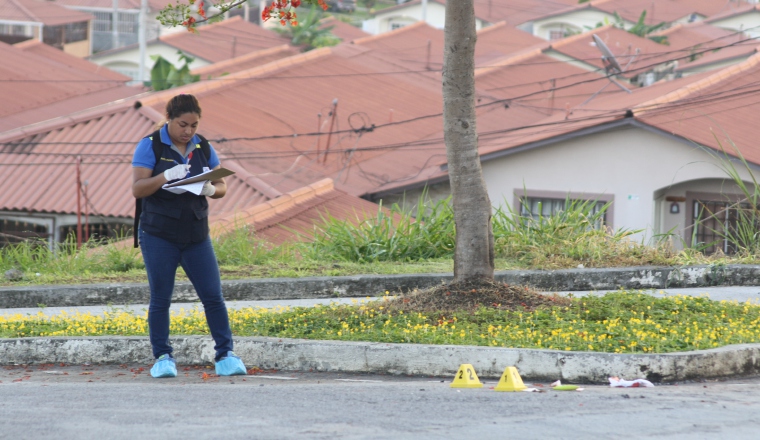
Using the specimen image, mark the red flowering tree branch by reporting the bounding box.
[157,0,327,31]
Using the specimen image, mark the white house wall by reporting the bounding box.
[479,126,755,244]
[710,11,760,38]
[89,42,211,81]
[531,10,619,40]
[361,2,483,34]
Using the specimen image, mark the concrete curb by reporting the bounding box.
[2,264,760,309]
[2,336,759,384]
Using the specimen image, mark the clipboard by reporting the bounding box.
[164,167,235,188]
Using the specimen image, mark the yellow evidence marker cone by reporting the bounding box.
[450,364,484,388]
[494,366,527,392]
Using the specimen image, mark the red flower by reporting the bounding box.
[291,0,301,7]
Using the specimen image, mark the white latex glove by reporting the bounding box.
[163,164,191,181]
[200,181,216,197]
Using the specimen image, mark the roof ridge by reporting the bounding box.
[352,21,428,45]
[13,39,42,49]
[0,94,152,143]
[634,51,760,116]
[190,44,294,76]
[476,21,506,35]
[210,178,335,237]
[137,47,333,107]
[474,47,545,78]
[550,24,615,50]
[221,160,283,200]
[652,22,685,36]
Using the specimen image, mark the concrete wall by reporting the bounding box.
[63,39,91,58]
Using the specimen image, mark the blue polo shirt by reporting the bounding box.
[132,124,220,169]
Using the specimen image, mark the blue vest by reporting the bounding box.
[140,138,212,243]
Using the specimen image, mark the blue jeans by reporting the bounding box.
[139,229,233,360]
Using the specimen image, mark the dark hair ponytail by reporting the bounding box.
[166,94,202,119]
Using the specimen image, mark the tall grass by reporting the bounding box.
[0,232,144,280]
[303,194,456,262]
[213,225,293,266]
[492,197,675,268]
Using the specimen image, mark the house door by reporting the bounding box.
[691,199,753,254]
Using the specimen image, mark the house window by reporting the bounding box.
[0,24,30,36]
[548,29,565,41]
[92,11,112,32]
[0,219,49,246]
[692,200,756,254]
[43,21,89,48]
[519,196,608,229]
[59,222,130,244]
[390,22,406,30]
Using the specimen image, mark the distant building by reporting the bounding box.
[0,0,94,57]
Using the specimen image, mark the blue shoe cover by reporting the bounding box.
[215,351,247,376]
[150,354,177,378]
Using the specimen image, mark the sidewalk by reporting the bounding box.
[2,285,760,317]
[3,274,760,384]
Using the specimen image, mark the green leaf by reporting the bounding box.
[150,56,176,91]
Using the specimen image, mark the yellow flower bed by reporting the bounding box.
[3,292,760,354]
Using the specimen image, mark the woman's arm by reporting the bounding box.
[132,167,169,199]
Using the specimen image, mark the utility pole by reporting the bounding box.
[322,99,338,164]
[138,0,147,83]
[83,180,90,242]
[112,0,119,50]
[76,156,82,249]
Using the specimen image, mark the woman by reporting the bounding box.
[131,94,246,378]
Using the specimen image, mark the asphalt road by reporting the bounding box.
[1,364,760,440]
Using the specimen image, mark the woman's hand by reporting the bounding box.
[200,181,216,197]
[164,164,191,181]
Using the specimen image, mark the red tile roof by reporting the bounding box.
[654,21,748,51]
[320,16,369,42]
[0,98,279,219]
[352,22,445,72]
[190,44,300,78]
[211,178,386,245]
[15,39,131,81]
[159,17,290,63]
[549,25,673,78]
[464,54,760,179]
[475,21,546,65]
[634,53,760,164]
[679,43,759,72]
[0,40,144,132]
[0,0,93,26]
